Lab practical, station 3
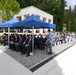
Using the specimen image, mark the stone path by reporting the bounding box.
[33,43,76,75]
[0,41,75,69]
[0,40,75,75]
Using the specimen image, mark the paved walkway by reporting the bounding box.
[0,41,75,69]
[33,43,76,75]
[0,40,75,75]
[0,49,32,75]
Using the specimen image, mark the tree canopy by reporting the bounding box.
[0,0,76,32]
[0,0,20,21]
[17,0,67,31]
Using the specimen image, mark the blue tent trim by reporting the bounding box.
[12,14,56,28]
[0,14,56,28]
[0,18,19,28]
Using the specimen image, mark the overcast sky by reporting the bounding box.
[66,0,76,9]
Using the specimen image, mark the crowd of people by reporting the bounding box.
[0,31,76,57]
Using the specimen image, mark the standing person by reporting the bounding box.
[45,29,53,54]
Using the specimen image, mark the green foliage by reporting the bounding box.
[0,0,20,21]
[72,5,76,32]
[64,5,76,32]
[16,0,26,8]
[13,0,76,32]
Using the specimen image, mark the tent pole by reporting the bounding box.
[32,26,34,54]
[8,27,10,48]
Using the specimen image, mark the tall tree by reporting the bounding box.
[16,0,26,8]
[0,0,20,21]
[66,6,72,31]
[64,9,70,31]
[73,5,76,32]
[17,0,67,31]
[59,0,66,31]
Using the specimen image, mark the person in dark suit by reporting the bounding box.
[9,36,15,50]
[21,35,29,55]
[11,34,19,51]
[26,35,32,57]
[3,34,8,46]
[14,34,19,43]
[15,35,23,52]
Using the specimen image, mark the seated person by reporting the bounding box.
[25,35,32,57]
[15,35,23,52]
[2,34,8,46]
[21,35,29,55]
[9,36,15,50]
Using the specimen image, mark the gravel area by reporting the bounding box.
[0,41,75,69]
[0,46,51,68]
